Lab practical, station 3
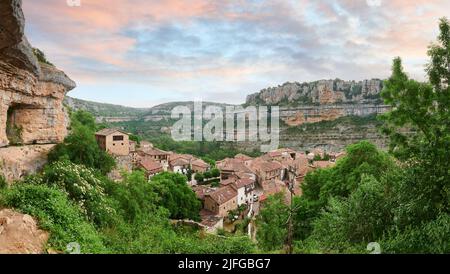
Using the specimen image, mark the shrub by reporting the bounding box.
[40,161,118,228]
[150,172,201,221]
[194,173,204,182]
[210,168,220,178]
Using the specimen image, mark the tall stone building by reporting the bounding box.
[95,128,130,156]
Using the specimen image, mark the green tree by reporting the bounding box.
[210,168,220,178]
[256,193,289,251]
[48,110,115,174]
[381,17,450,227]
[194,173,204,183]
[149,172,201,221]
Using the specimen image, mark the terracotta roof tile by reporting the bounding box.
[207,185,237,205]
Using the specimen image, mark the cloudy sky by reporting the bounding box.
[23,0,450,107]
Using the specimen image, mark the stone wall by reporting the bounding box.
[0,0,75,181]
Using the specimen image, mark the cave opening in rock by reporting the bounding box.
[6,103,29,145]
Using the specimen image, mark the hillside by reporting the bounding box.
[64,97,150,122]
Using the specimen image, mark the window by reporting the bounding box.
[113,135,124,141]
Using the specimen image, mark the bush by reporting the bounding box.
[194,173,204,182]
[382,214,450,254]
[1,183,106,253]
[40,161,118,228]
[32,48,54,66]
[150,172,201,221]
[210,168,220,178]
[0,175,7,190]
[203,171,212,179]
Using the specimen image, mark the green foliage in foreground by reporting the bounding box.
[0,164,256,254]
[0,183,107,253]
[149,172,202,221]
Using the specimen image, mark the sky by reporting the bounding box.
[22,0,450,107]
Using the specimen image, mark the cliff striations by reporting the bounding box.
[0,0,76,181]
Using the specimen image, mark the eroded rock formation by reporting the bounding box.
[0,209,49,254]
[246,79,384,106]
[0,0,75,180]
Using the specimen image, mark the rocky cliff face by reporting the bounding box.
[245,79,388,127]
[0,209,49,254]
[0,0,75,181]
[246,79,384,106]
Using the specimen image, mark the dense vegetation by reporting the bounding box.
[256,18,450,254]
[283,114,382,135]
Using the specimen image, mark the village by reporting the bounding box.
[95,128,346,235]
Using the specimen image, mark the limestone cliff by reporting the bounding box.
[0,0,75,181]
[246,79,384,106]
[245,79,388,127]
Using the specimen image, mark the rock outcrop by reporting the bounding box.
[245,79,388,127]
[246,79,384,106]
[0,0,75,148]
[0,0,75,181]
[0,144,56,182]
[0,209,49,254]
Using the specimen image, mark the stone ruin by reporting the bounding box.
[0,0,76,181]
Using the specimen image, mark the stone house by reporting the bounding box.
[216,158,255,181]
[169,154,193,174]
[204,185,238,217]
[250,159,282,186]
[191,158,210,173]
[221,177,256,206]
[95,128,130,156]
[138,158,163,179]
[144,147,170,165]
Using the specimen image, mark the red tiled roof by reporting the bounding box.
[146,148,170,156]
[207,185,237,205]
[170,158,190,166]
[217,158,254,174]
[257,161,282,172]
[234,154,253,161]
[236,178,254,188]
[139,159,163,173]
[191,159,209,168]
[200,209,223,227]
[95,128,128,136]
[193,185,215,200]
